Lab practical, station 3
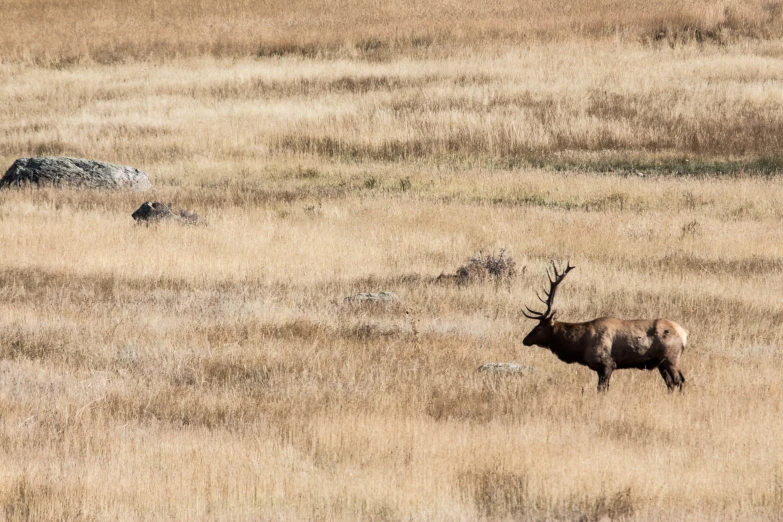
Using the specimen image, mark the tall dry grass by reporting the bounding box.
[3,0,783,66]
[2,168,783,519]
[3,0,783,519]
[3,42,783,171]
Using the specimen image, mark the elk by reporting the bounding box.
[522,262,687,392]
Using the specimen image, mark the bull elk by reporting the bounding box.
[522,262,687,392]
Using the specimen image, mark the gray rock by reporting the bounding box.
[477,362,535,374]
[0,156,152,190]
[132,202,201,225]
[343,291,399,303]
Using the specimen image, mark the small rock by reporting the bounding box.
[477,362,535,374]
[343,291,399,303]
[132,202,201,225]
[1,156,152,190]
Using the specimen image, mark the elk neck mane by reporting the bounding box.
[545,319,595,364]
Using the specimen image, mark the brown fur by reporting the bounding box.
[523,316,687,392]
[522,262,687,392]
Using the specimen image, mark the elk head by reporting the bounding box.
[522,261,575,346]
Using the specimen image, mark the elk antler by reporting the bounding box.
[522,261,575,320]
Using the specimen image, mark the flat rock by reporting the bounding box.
[0,156,152,190]
[477,362,536,374]
[343,291,399,303]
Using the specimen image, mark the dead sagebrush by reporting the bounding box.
[438,249,519,286]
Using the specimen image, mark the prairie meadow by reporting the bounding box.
[1,0,783,520]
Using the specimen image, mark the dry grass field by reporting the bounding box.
[2,0,783,520]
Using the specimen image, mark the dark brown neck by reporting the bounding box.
[544,321,589,364]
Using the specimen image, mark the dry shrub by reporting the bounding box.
[681,219,702,238]
[438,249,519,286]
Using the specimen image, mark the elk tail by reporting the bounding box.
[673,324,688,352]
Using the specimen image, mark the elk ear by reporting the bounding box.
[549,311,559,322]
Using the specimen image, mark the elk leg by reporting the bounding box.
[659,362,684,392]
[673,369,685,392]
[596,367,613,392]
[658,365,674,390]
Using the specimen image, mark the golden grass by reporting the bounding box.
[3,0,783,519]
[3,41,783,170]
[3,0,783,66]
[2,167,783,519]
